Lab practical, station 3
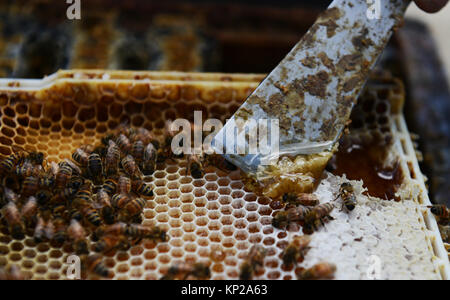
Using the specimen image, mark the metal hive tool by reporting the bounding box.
[212,0,410,175]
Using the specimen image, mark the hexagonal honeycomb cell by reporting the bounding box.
[0,70,448,280]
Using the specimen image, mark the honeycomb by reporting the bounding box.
[0,70,448,280]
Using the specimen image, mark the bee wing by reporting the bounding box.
[64,159,82,174]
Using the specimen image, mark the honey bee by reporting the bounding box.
[131,140,144,163]
[21,176,39,197]
[0,151,25,175]
[51,217,67,247]
[134,127,155,145]
[36,190,51,206]
[303,203,334,234]
[297,262,336,280]
[27,151,45,166]
[33,217,47,243]
[39,172,55,189]
[102,178,117,196]
[239,245,267,280]
[281,235,311,267]
[15,161,35,178]
[67,219,89,255]
[94,235,130,253]
[69,207,83,220]
[125,224,167,243]
[111,193,131,209]
[142,143,156,175]
[81,205,101,227]
[72,185,93,208]
[131,179,153,197]
[84,254,113,278]
[4,188,19,203]
[3,202,25,239]
[97,222,128,239]
[21,196,38,228]
[123,197,146,217]
[335,182,357,212]
[96,189,114,225]
[118,176,131,194]
[72,148,89,167]
[101,133,115,146]
[187,154,204,179]
[161,262,211,280]
[121,155,140,178]
[105,140,120,176]
[282,193,320,207]
[88,153,103,183]
[64,159,82,176]
[55,161,73,189]
[0,265,26,280]
[157,120,182,162]
[272,206,312,229]
[116,133,131,154]
[34,214,55,242]
[429,204,449,225]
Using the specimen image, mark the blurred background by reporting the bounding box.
[0,0,448,206]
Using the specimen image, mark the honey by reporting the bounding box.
[329,140,403,201]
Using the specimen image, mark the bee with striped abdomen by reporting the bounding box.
[94,235,130,253]
[3,202,25,239]
[111,193,131,210]
[187,154,204,179]
[87,153,103,183]
[239,245,267,280]
[55,161,73,189]
[51,217,68,247]
[123,197,146,218]
[335,182,357,212]
[297,262,336,280]
[272,206,312,229]
[72,148,89,167]
[15,161,35,178]
[81,205,101,227]
[116,133,131,154]
[102,178,117,196]
[96,188,114,225]
[131,140,144,163]
[282,193,320,208]
[84,254,113,278]
[21,176,39,197]
[118,176,131,194]
[303,203,334,234]
[121,155,140,178]
[131,179,153,197]
[161,262,211,280]
[142,143,157,175]
[281,235,311,267]
[67,219,89,255]
[125,224,167,243]
[105,140,120,176]
[21,196,38,228]
[0,151,25,175]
